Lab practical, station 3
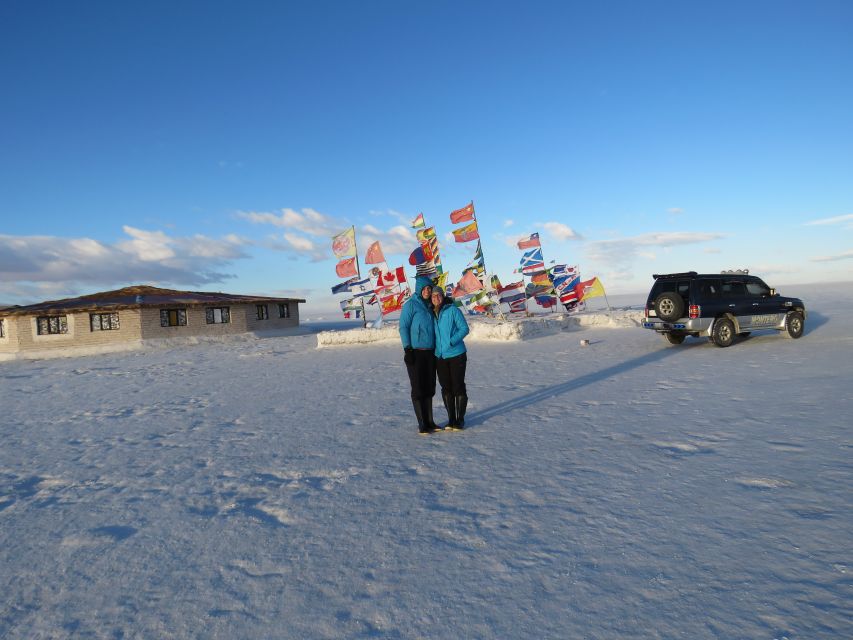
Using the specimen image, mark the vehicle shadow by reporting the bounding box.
[804,311,828,335]
[467,346,679,428]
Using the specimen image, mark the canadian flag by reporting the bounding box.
[376,266,406,289]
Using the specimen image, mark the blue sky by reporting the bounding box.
[1,0,851,315]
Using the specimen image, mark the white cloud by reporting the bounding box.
[668,208,684,215]
[542,222,581,242]
[238,207,340,237]
[811,250,853,262]
[0,227,250,299]
[283,233,316,252]
[586,231,725,265]
[504,219,514,228]
[804,214,853,227]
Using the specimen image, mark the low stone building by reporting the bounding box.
[0,285,306,360]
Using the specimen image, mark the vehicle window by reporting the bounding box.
[745,279,770,296]
[722,281,746,296]
[652,280,676,296]
[676,281,690,296]
[700,280,720,298]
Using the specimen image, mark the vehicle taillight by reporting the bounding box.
[689,304,700,319]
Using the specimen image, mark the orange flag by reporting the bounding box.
[335,257,358,278]
[365,241,385,264]
[450,202,475,224]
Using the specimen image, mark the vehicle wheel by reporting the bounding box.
[712,318,735,347]
[785,311,804,339]
[664,333,685,345]
[654,292,685,321]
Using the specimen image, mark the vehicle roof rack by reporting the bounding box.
[652,271,698,280]
[720,269,749,274]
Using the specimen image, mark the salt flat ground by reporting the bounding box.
[1,285,851,639]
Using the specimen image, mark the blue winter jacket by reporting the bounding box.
[433,298,469,359]
[398,276,436,350]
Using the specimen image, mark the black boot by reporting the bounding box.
[442,391,457,429]
[412,399,429,433]
[454,394,468,429]
[422,398,439,432]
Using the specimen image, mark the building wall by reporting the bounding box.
[0,316,20,354]
[0,301,300,359]
[139,302,299,339]
[1,309,144,355]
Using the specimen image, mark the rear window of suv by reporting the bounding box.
[652,280,691,297]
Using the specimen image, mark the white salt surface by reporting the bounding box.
[1,284,850,638]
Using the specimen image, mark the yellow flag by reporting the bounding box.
[331,227,356,258]
[433,271,448,291]
[416,226,436,243]
[579,277,606,300]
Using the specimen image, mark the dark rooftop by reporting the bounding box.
[0,285,306,317]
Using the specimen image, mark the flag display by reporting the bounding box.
[577,277,606,300]
[375,266,407,289]
[534,295,557,308]
[416,227,436,243]
[331,227,356,258]
[411,213,425,229]
[498,281,525,305]
[530,270,551,286]
[525,282,552,298]
[347,277,373,296]
[450,202,475,224]
[520,247,545,274]
[380,291,407,315]
[364,241,385,264]
[490,274,503,291]
[408,242,434,265]
[416,261,437,277]
[343,309,362,319]
[340,298,363,312]
[335,257,358,278]
[434,271,449,292]
[517,233,541,250]
[452,221,480,243]
[508,298,527,313]
[331,277,359,295]
[457,270,484,294]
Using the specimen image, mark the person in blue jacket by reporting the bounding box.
[398,276,439,434]
[431,287,470,430]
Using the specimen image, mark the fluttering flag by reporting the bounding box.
[535,295,557,308]
[490,274,503,291]
[550,264,577,278]
[525,282,553,298]
[380,291,407,315]
[331,227,357,258]
[408,242,434,265]
[520,247,545,274]
[471,241,483,263]
[416,227,437,243]
[343,309,362,319]
[498,281,526,305]
[347,277,374,296]
[452,221,480,243]
[365,241,385,264]
[375,266,407,289]
[335,257,358,278]
[450,202,475,224]
[331,277,359,295]
[560,288,579,305]
[416,260,437,277]
[553,274,580,295]
[457,270,484,294]
[411,213,425,229]
[340,298,363,312]
[508,298,527,313]
[576,277,606,301]
[433,271,449,292]
[517,233,541,250]
[530,270,551,286]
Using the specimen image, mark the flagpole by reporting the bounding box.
[351,225,368,328]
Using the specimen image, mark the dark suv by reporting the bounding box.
[642,271,806,347]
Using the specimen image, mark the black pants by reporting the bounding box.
[436,353,467,396]
[405,349,436,401]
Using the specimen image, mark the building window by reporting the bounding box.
[90,312,120,331]
[37,316,68,335]
[160,309,187,327]
[278,303,290,318]
[0,318,5,338]
[206,307,230,324]
[256,304,269,320]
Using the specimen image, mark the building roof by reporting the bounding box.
[0,285,306,317]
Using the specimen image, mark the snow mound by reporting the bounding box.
[316,309,643,346]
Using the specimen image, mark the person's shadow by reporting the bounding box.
[466,345,682,428]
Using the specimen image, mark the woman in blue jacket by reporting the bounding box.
[431,288,470,430]
[398,276,439,433]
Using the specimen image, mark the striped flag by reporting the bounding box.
[517,233,540,249]
[452,221,480,243]
[450,202,475,224]
[411,213,425,229]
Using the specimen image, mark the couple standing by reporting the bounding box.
[398,276,470,434]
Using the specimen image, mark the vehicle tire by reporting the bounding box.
[785,311,804,339]
[664,333,685,345]
[653,292,685,321]
[712,318,735,348]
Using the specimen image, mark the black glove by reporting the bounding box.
[403,348,415,365]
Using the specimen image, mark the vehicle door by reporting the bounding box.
[720,278,751,328]
[695,278,723,318]
[745,277,784,328]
